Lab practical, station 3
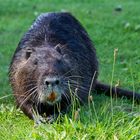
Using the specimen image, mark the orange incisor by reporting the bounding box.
[47,92,57,102]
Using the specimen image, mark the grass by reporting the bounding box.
[0,0,140,139]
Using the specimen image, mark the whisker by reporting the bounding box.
[73,92,84,104]
[63,82,88,93]
[64,85,85,104]
[62,70,73,77]
[62,92,70,104]
[22,86,38,95]
[19,88,38,108]
[65,75,84,79]
[62,67,77,77]
[17,86,37,104]
[20,84,37,89]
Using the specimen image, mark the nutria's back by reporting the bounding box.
[9,12,98,123]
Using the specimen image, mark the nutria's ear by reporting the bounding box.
[25,48,32,59]
[55,44,62,54]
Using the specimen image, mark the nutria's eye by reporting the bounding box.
[55,44,62,54]
[25,49,32,59]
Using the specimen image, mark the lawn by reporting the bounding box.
[0,0,140,139]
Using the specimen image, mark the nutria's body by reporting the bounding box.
[9,12,140,123]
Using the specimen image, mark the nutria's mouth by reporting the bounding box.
[38,76,64,105]
[47,91,57,102]
[39,88,62,105]
[46,92,62,105]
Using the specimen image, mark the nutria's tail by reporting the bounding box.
[95,82,140,103]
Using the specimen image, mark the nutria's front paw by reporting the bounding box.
[33,114,59,125]
[33,115,47,125]
[46,114,59,123]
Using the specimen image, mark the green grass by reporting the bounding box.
[0,0,140,139]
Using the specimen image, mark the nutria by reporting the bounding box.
[9,12,140,123]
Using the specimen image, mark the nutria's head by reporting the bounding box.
[11,44,80,106]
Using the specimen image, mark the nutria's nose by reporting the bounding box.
[45,77,60,87]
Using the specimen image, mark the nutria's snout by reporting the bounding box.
[44,77,60,87]
[39,76,63,105]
